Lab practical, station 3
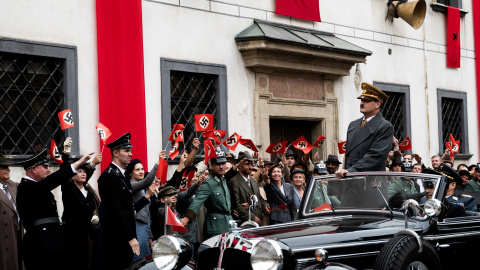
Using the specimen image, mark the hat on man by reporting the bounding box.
[326,154,342,164]
[237,151,257,162]
[285,149,297,159]
[158,186,177,198]
[290,169,306,181]
[19,148,50,170]
[313,161,328,175]
[438,163,463,186]
[107,133,133,150]
[423,179,435,189]
[290,162,308,175]
[0,154,12,166]
[458,170,472,180]
[357,82,389,103]
[263,158,274,166]
[211,147,227,164]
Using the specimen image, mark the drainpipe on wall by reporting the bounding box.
[473,1,480,158]
[423,20,431,159]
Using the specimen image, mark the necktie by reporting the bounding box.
[2,183,16,211]
[360,120,367,128]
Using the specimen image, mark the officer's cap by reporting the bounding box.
[0,154,12,166]
[19,149,50,170]
[211,147,227,164]
[107,133,133,150]
[357,82,389,103]
[438,163,463,186]
[313,161,328,175]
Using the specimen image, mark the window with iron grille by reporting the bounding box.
[0,39,78,159]
[374,82,411,150]
[436,0,462,8]
[161,58,228,159]
[437,89,469,154]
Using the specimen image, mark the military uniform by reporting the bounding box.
[463,179,480,192]
[310,185,341,210]
[388,179,417,199]
[446,194,477,212]
[184,174,232,239]
[97,133,136,270]
[16,149,77,270]
[345,83,394,172]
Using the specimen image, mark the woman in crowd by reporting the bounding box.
[291,169,306,209]
[264,164,297,224]
[61,137,102,270]
[127,150,165,262]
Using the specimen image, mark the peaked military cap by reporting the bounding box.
[19,148,50,170]
[313,161,328,174]
[211,147,227,164]
[357,82,389,103]
[438,163,463,186]
[107,133,133,150]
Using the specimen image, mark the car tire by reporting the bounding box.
[373,235,442,270]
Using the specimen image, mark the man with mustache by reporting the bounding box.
[336,82,394,177]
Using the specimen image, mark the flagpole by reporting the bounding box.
[164,198,168,235]
[100,143,105,154]
[164,141,171,152]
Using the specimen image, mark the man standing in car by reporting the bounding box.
[336,83,393,177]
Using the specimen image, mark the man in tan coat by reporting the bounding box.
[0,154,22,270]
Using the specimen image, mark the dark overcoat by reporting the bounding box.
[229,173,267,223]
[16,165,76,270]
[97,163,136,270]
[345,113,394,172]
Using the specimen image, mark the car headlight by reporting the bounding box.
[250,240,283,270]
[152,235,191,270]
[424,198,442,217]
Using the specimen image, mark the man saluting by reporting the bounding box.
[336,82,393,177]
[98,133,139,269]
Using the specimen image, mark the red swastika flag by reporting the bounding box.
[292,136,313,154]
[166,205,188,233]
[399,136,412,151]
[203,130,222,146]
[265,141,288,154]
[194,114,214,132]
[222,133,242,151]
[239,138,259,152]
[314,135,326,149]
[96,123,112,144]
[445,134,460,159]
[447,6,460,68]
[168,124,185,142]
[48,139,63,165]
[204,139,217,164]
[337,141,347,154]
[58,109,75,130]
[168,141,180,160]
[156,158,169,184]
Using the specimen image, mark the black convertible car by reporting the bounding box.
[132,171,480,270]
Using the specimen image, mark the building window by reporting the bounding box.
[161,58,228,158]
[374,82,411,150]
[0,39,78,158]
[436,0,462,9]
[437,89,469,154]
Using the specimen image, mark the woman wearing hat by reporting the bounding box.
[264,165,297,224]
[291,169,306,209]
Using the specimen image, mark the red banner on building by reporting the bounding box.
[275,0,321,22]
[447,6,461,68]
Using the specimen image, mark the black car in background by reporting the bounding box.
[133,171,480,270]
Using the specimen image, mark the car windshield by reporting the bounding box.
[303,174,439,215]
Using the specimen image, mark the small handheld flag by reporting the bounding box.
[166,205,188,233]
[292,136,314,154]
[203,130,222,146]
[156,159,169,184]
[213,130,227,140]
[58,109,74,130]
[265,141,288,154]
[222,133,242,151]
[168,124,185,142]
[48,139,63,165]
[169,141,180,160]
[96,123,112,144]
[445,134,460,159]
[314,136,326,149]
[399,136,412,151]
[204,139,217,164]
[239,139,259,152]
[338,141,347,154]
[194,114,214,132]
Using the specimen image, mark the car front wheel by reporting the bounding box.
[373,235,442,270]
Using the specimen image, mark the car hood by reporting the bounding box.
[239,213,426,252]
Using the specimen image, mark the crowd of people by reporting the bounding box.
[1,82,479,270]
